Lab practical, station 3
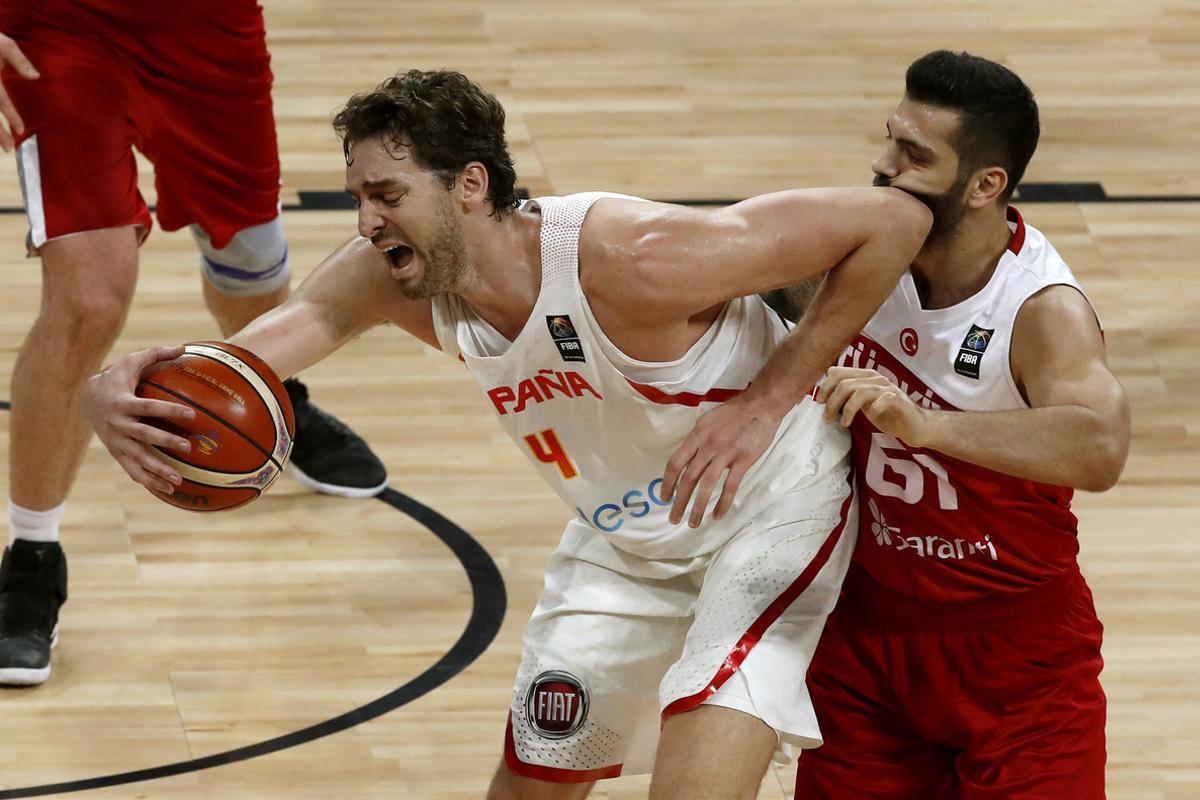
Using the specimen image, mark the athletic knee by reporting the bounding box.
[38,286,130,352]
[194,217,291,297]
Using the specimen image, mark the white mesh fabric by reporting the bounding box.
[510,652,625,772]
[536,192,632,288]
[659,469,852,705]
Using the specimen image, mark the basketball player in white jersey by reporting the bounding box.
[668,51,1130,799]
[82,69,931,798]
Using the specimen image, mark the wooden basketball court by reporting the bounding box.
[0,1,1196,797]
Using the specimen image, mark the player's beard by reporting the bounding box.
[874,172,971,242]
[403,199,474,300]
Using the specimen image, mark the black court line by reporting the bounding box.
[291,183,1200,209]
[0,486,506,799]
[0,182,1198,217]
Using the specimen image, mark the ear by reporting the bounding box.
[456,162,490,211]
[967,166,1009,209]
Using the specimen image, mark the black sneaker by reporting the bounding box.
[284,378,388,498]
[0,540,67,686]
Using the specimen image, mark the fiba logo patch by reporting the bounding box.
[525,670,589,739]
[899,327,920,357]
[954,323,994,379]
[546,315,586,363]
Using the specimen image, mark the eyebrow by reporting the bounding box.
[345,179,407,195]
[362,179,406,191]
[886,120,936,158]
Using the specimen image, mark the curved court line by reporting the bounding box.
[0,487,507,799]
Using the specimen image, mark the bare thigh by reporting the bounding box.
[486,761,595,800]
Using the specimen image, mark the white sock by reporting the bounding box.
[8,500,66,546]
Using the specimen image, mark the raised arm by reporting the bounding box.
[820,284,1130,490]
[636,188,931,526]
[590,187,928,318]
[83,236,435,493]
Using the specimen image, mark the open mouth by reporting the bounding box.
[385,244,415,272]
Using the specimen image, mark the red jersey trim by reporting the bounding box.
[503,715,623,783]
[1006,206,1026,255]
[660,475,854,720]
[626,378,745,406]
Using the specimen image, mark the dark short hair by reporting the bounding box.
[905,50,1040,201]
[332,69,520,217]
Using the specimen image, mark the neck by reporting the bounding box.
[457,203,543,340]
[910,205,1014,309]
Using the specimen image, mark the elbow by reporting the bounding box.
[1077,436,1129,492]
[1078,472,1119,494]
[877,187,933,247]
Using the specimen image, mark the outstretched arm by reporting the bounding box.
[642,188,931,526]
[84,237,434,493]
[819,284,1130,491]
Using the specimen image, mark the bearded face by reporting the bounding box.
[348,136,477,300]
[398,192,473,300]
[874,169,972,242]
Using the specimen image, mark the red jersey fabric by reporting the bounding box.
[794,570,1106,799]
[1,0,280,249]
[798,211,1108,797]
[844,334,1080,604]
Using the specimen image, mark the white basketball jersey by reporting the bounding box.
[838,208,1095,600]
[432,192,848,560]
[847,208,1088,413]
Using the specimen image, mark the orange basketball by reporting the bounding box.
[135,341,295,511]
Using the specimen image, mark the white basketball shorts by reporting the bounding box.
[503,468,857,782]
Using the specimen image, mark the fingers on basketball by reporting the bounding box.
[134,341,295,512]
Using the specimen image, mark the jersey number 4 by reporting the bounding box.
[865,432,959,510]
[524,428,578,480]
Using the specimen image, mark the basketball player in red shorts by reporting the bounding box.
[667,51,1130,798]
[0,0,388,686]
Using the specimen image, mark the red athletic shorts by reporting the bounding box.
[2,2,281,250]
[794,567,1106,799]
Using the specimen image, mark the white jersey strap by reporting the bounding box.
[536,192,615,290]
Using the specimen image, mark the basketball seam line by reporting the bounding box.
[184,345,292,460]
[185,348,288,458]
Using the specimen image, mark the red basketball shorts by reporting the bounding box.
[794,567,1106,799]
[4,18,280,251]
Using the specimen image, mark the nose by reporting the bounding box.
[872,144,899,183]
[357,203,385,240]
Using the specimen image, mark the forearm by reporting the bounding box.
[748,229,923,413]
[226,237,402,379]
[916,404,1126,491]
[228,297,370,380]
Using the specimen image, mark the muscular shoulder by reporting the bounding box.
[577,198,694,309]
[1011,283,1105,402]
[1012,284,1100,353]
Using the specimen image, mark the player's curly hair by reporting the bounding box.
[906,51,1040,201]
[332,69,520,217]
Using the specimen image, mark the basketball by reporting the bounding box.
[134,341,295,512]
